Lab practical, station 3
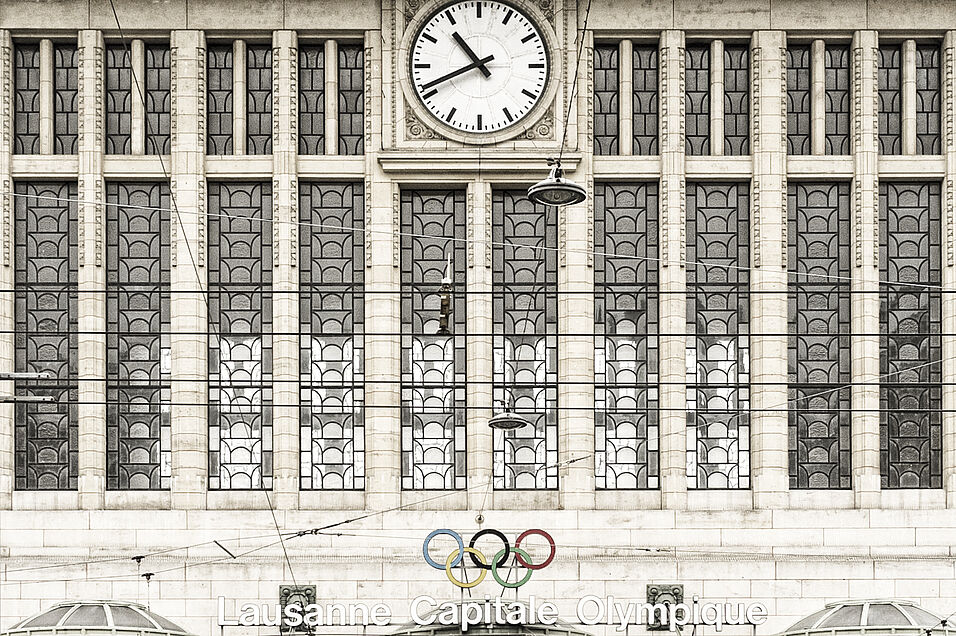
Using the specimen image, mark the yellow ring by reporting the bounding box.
[444,548,488,588]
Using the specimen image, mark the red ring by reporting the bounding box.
[513,529,556,570]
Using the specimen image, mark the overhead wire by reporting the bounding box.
[3,188,947,291]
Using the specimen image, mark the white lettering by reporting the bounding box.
[747,603,768,625]
[411,596,437,625]
[577,595,605,625]
[216,597,238,626]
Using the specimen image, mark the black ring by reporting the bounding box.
[468,529,510,570]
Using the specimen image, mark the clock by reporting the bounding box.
[407,0,551,137]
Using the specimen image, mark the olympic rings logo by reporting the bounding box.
[422,528,556,589]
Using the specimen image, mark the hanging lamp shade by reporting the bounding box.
[488,411,532,431]
[527,161,587,207]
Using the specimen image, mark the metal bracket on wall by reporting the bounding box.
[646,583,684,631]
[279,585,317,633]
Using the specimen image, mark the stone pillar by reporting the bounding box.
[362,33,400,509]
[749,31,789,508]
[466,180,494,508]
[324,40,339,155]
[76,30,106,510]
[811,39,826,155]
[658,30,687,509]
[0,30,14,508]
[618,39,633,156]
[169,30,208,509]
[232,40,246,156]
[271,30,299,508]
[902,39,917,155]
[850,30,882,508]
[39,39,53,154]
[710,39,724,155]
[130,39,145,155]
[559,29,595,508]
[942,31,956,507]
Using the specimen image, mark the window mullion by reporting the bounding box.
[324,39,339,155]
[130,39,146,155]
[39,38,53,154]
[811,39,826,155]
[618,39,633,156]
[902,38,917,155]
[232,39,247,155]
[709,39,724,156]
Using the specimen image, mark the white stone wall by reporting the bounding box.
[4,510,956,636]
[1,2,956,636]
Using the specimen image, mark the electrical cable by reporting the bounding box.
[2,188,947,291]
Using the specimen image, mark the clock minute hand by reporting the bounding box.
[421,54,495,90]
[452,32,491,78]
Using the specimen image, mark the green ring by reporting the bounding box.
[491,547,534,588]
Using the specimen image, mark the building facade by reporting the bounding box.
[2,0,956,634]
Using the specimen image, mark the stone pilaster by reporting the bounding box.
[710,39,724,155]
[363,32,400,509]
[749,31,789,509]
[130,39,145,155]
[559,30,595,508]
[39,39,53,155]
[811,39,826,155]
[76,30,106,510]
[658,29,687,509]
[902,39,917,155]
[169,30,208,509]
[942,31,956,507]
[0,30,13,509]
[618,39,633,156]
[325,40,339,155]
[850,30,882,508]
[466,180,494,508]
[232,40,246,156]
[271,30,299,508]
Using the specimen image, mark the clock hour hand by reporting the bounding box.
[421,54,495,90]
[452,32,491,78]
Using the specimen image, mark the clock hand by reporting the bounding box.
[421,54,495,90]
[452,32,491,78]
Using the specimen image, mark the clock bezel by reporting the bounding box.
[398,0,561,145]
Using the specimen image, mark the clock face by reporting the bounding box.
[410,0,549,134]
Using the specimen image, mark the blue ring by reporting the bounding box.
[423,529,464,570]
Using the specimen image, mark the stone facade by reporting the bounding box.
[1,1,956,636]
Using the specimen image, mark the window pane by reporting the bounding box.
[685,45,710,155]
[686,182,750,489]
[788,182,852,489]
[105,45,132,154]
[106,182,171,490]
[878,45,902,155]
[14,42,41,154]
[400,189,468,490]
[594,44,619,155]
[632,44,659,155]
[299,45,325,155]
[492,190,558,490]
[338,44,364,155]
[880,182,942,488]
[207,44,234,155]
[207,182,273,490]
[299,182,365,490]
[594,182,659,489]
[246,44,272,155]
[14,182,79,490]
